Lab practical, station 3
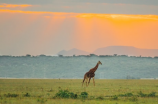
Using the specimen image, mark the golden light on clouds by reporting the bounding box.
[1,8,158,20]
[0,8,158,54]
[76,13,158,20]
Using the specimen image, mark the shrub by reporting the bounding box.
[138,91,147,97]
[69,92,77,99]
[55,90,69,98]
[148,92,156,97]
[80,92,88,99]
[55,90,77,99]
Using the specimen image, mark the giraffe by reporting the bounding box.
[82,61,102,87]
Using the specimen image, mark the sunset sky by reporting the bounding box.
[0,0,158,56]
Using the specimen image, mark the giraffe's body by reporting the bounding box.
[82,61,102,86]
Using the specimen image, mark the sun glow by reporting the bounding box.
[0,8,158,55]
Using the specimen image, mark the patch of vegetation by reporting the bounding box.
[138,91,147,97]
[138,91,156,97]
[111,95,118,100]
[80,92,88,99]
[118,91,156,98]
[23,93,31,97]
[1,79,158,104]
[54,90,90,100]
[96,96,104,100]
[4,93,19,97]
[55,89,77,99]
[148,92,156,97]
[37,98,47,104]
[119,92,133,97]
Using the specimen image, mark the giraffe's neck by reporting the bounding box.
[92,63,99,72]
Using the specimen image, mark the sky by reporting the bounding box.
[0,0,158,56]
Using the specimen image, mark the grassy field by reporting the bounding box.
[0,79,158,104]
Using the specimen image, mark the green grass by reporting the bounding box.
[0,79,158,104]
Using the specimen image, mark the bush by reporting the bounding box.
[80,92,88,99]
[55,90,77,99]
[69,92,77,99]
[148,92,156,97]
[55,90,69,98]
[138,91,147,97]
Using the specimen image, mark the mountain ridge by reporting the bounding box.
[57,46,158,57]
[94,46,158,57]
[57,48,90,56]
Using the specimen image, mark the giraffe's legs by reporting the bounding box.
[86,77,88,86]
[82,78,85,87]
[88,77,91,86]
[93,77,95,86]
[82,74,87,87]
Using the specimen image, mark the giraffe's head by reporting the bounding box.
[98,61,102,65]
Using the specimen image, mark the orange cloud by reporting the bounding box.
[1,8,158,21]
[1,8,158,53]
[0,3,32,8]
[76,13,158,20]
[0,8,58,14]
[0,9,78,18]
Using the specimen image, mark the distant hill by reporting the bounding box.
[57,46,158,57]
[57,48,90,56]
[94,46,158,57]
